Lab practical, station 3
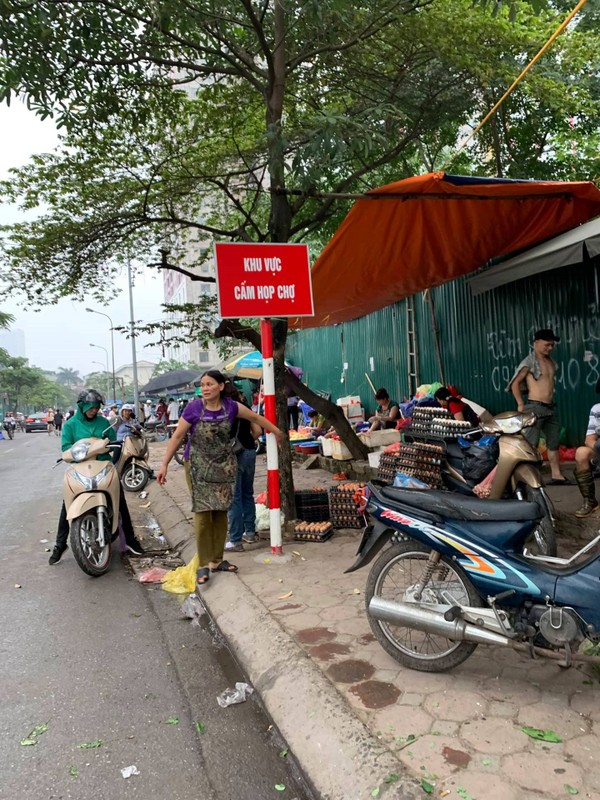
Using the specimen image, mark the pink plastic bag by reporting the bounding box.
[473,465,497,498]
[138,567,170,583]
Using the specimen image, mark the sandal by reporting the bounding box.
[211,560,238,573]
[196,567,210,585]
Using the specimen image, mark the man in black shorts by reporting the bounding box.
[54,409,64,436]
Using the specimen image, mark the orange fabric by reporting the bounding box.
[290,172,600,329]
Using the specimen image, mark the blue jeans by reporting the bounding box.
[227,447,257,544]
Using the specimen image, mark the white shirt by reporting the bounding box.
[167,401,179,420]
[586,403,600,437]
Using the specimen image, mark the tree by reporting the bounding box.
[1,0,598,516]
[0,352,71,411]
[56,366,82,387]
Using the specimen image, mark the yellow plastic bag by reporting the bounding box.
[161,554,199,594]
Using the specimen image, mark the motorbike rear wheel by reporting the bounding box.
[174,444,185,465]
[70,511,112,576]
[520,485,557,557]
[366,540,483,672]
[122,462,149,492]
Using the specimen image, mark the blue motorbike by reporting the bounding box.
[346,481,600,673]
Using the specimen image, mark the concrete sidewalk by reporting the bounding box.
[143,444,600,800]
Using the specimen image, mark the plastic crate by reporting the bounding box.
[295,490,330,522]
[294,521,334,542]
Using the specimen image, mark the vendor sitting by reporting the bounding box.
[434,387,479,425]
[368,388,399,432]
[306,409,333,437]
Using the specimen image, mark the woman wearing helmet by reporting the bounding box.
[48,389,144,564]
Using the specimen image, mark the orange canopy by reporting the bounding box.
[291,172,600,329]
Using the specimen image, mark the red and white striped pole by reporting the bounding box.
[260,318,282,555]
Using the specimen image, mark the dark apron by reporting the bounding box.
[189,406,237,513]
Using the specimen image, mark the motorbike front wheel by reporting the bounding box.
[70,511,112,577]
[122,463,149,492]
[366,540,483,672]
[173,444,185,465]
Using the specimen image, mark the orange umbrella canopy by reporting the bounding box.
[291,172,600,329]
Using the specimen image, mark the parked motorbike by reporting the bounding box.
[347,481,600,673]
[114,429,152,492]
[433,410,555,556]
[61,436,121,576]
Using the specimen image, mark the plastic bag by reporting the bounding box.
[181,593,205,626]
[217,682,254,708]
[138,567,170,583]
[255,491,268,506]
[256,503,285,532]
[161,555,199,594]
[461,439,499,486]
[393,472,429,489]
[473,465,497,498]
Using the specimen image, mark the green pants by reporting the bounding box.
[194,510,228,567]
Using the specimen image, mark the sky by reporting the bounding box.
[0,101,166,377]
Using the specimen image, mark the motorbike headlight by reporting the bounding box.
[71,442,91,462]
[70,463,112,491]
[494,415,523,434]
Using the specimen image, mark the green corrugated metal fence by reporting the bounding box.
[287,261,599,444]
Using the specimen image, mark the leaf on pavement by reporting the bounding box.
[275,784,286,792]
[195,721,206,735]
[78,740,103,749]
[68,766,79,778]
[564,786,579,795]
[520,726,562,742]
[420,779,434,794]
[370,788,380,798]
[21,722,49,745]
[20,738,37,746]
[165,717,179,725]
[279,748,288,758]
[384,773,399,783]
[457,788,473,800]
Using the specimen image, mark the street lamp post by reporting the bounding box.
[89,344,110,402]
[86,308,116,402]
[127,260,140,416]
[91,359,110,402]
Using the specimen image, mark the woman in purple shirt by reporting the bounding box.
[157,370,284,585]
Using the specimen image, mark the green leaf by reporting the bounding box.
[520,726,562,743]
[279,748,288,758]
[564,786,579,796]
[20,722,49,745]
[421,778,435,794]
[68,766,79,778]
[275,785,286,792]
[77,739,103,749]
[195,721,206,735]
[370,788,380,798]
[384,773,400,784]
[457,789,473,800]
[20,738,37,746]
[165,717,179,725]
[482,758,492,766]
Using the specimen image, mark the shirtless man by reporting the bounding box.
[507,328,568,485]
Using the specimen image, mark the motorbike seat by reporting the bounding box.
[379,486,541,523]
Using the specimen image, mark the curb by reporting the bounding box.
[146,480,420,800]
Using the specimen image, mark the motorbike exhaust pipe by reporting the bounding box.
[369,597,512,647]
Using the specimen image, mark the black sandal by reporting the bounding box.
[196,567,210,584]
[211,560,238,573]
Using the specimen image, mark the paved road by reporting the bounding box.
[0,431,315,800]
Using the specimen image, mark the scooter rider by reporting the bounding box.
[48,389,144,564]
[111,403,142,464]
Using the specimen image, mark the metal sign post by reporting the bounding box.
[213,243,314,556]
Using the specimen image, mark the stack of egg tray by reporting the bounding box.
[329,482,365,529]
[294,521,334,542]
[377,442,444,488]
[294,490,330,522]
[409,406,451,435]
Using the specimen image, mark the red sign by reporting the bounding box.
[214,243,314,318]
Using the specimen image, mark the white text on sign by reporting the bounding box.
[234,283,296,301]
[243,257,282,272]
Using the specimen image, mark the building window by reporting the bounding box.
[198,350,210,363]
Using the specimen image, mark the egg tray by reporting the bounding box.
[294,521,334,542]
[378,451,442,488]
